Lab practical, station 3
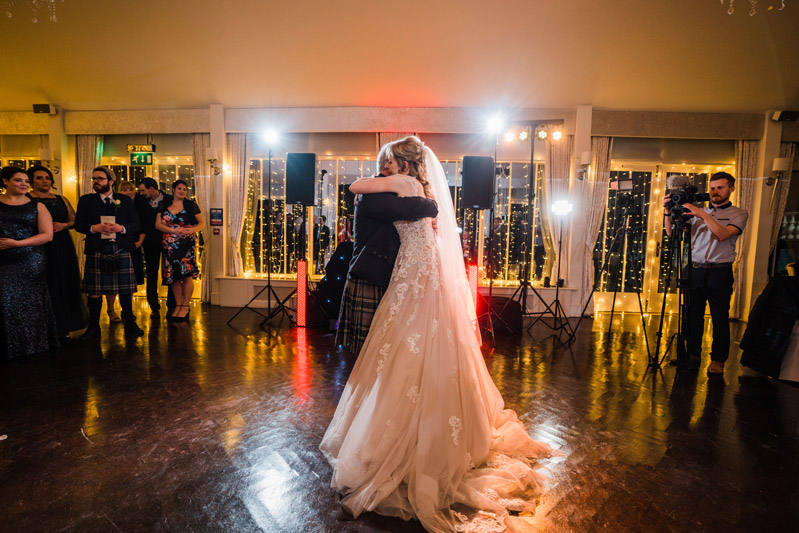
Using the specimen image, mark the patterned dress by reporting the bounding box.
[161,207,200,284]
[321,179,551,532]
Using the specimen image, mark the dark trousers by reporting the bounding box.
[686,266,734,363]
[143,245,175,312]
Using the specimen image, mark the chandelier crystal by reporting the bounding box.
[721,0,787,15]
[4,0,64,23]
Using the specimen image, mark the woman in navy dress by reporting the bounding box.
[27,165,87,338]
[155,180,204,321]
[0,166,58,359]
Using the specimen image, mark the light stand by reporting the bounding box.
[228,146,294,327]
[528,202,574,341]
[500,122,558,332]
[569,194,651,361]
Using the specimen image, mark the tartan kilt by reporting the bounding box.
[82,250,137,295]
[335,277,386,355]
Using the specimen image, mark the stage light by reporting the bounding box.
[551,129,563,141]
[552,200,572,216]
[504,131,515,142]
[487,114,503,134]
[519,130,528,141]
[536,129,548,140]
[263,129,279,144]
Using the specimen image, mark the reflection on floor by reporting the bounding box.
[1,300,797,532]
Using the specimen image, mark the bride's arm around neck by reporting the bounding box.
[349,175,413,196]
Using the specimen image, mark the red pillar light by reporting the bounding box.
[468,264,478,307]
[296,259,307,327]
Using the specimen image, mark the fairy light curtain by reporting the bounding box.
[225,133,250,277]
[377,132,416,153]
[581,136,614,309]
[541,125,574,285]
[731,139,759,319]
[770,142,797,253]
[74,134,104,274]
[192,133,212,302]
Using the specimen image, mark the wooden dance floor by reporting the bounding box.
[1,300,797,532]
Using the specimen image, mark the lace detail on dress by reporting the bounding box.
[449,416,462,445]
[407,333,421,354]
[481,488,528,512]
[452,510,508,533]
[466,452,476,470]
[376,343,392,375]
[406,386,420,404]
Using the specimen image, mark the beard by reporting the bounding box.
[94,182,112,194]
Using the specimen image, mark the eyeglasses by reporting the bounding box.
[91,177,109,181]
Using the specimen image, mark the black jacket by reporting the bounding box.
[74,193,141,254]
[348,192,438,289]
[134,191,173,250]
[740,275,799,378]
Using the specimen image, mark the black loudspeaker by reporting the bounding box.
[772,110,799,122]
[461,156,494,209]
[475,296,522,336]
[286,153,316,206]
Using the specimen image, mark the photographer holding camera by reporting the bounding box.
[664,172,748,375]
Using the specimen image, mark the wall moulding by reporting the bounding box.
[64,109,211,135]
[225,107,575,135]
[592,110,764,140]
[0,112,49,135]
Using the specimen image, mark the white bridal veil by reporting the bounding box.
[423,146,482,346]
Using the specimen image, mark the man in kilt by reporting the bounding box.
[75,166,144,339]
[335,146,438,355]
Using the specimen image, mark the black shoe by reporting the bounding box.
[125,322,144,337]
[80,325,101,340]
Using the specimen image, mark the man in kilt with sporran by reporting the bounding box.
[335,146,438,355]
[75,166,144,339]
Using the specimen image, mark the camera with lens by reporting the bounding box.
[667,185,710,218]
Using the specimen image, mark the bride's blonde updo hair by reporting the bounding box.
[388,136,431,198]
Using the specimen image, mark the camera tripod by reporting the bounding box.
[570,194,651,360]
[651,211,694,369]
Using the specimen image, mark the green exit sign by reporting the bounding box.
[130,152,153,166]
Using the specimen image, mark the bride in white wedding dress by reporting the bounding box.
[320,136,554,532]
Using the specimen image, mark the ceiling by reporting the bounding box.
[1,0,797,113]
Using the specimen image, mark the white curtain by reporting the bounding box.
[225,133,250,276]
[770,142,797,253]
[192,133,212,302]
[580,137,614,312]
[541,127,574,284]
[74,134,104,269]
[731,139,759,319]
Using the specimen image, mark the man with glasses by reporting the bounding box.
[74,166,144,339]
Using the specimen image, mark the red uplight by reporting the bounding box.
[297,260,307,327]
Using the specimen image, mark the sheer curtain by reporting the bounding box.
[731,139,759,319]
[770,142,797,253]
[225,133,250,276]
[74,134,104,270]
[541,126,574,284]
[580,137,614,311]
[192,133,212,302]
